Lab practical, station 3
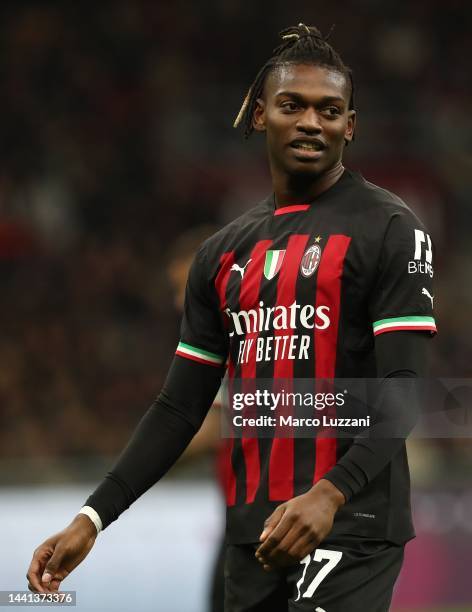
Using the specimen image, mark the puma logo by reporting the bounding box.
[421,287,434,308]
[231,259,252,278]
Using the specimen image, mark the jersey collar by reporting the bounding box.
[273,204,310,216]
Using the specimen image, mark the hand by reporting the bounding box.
[26,514,98,593]
[255,479,345,571]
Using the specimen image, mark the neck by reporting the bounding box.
[273,162,345,208]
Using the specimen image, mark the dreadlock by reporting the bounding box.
[233,23,355,138]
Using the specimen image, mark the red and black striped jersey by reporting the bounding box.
[176,169,436,544]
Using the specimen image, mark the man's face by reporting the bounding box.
[253,63,355,177]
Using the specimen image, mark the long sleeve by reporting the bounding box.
[83,356,224,529]
[322,330,431,501]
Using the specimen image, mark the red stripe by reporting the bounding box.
[175,351,222,367]
[274,204,310,216]
[269,234,310,501]
[374,324,437,336]
[313,235,351,483]
[214,252,237,506]
[239,240,272,503]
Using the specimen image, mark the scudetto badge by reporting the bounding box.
[300,243,321,277]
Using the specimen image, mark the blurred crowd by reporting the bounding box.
[0,1,471,478]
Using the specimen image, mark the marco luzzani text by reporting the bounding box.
[231,389,370,429]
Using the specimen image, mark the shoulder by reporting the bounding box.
[345,169,428,232]
[197,196,272,261]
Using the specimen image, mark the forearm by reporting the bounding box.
[83,356,224,530]
[323,331,431,501]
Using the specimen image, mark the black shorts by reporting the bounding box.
[224,536,404,612]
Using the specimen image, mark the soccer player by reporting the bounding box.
[27,24,437,611]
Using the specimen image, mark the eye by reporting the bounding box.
[281,101,300,112]
[322,106,342,117]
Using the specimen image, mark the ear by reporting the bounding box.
[344,110,356,146]
[252,98,266,133]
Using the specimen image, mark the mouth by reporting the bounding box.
[289,138,326,160]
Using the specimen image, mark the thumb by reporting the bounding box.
[260,504,286,542]
[42,553,62,584]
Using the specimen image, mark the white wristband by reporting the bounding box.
[79,506,103,534]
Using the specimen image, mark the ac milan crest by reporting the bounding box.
[300,243,322,277]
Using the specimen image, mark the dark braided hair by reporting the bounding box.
[234,23,355,139]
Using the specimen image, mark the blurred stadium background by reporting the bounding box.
[0,1,471,610]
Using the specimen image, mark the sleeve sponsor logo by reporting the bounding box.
[408,229,434,277]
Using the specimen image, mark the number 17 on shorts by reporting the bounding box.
[289,540,404,612]
[295,549,342,605]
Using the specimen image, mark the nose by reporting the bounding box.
[296,107,322,133]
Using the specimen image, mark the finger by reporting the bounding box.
[276,519,314,556]
[286,534,318,562]
[271,523,305,559]
[261,537,300,567]
[42,571,64,592]
[256,512,293,558]
[26,573,45,593]
[258,548,291,568]
[27,552,51,593]
[49,578,62,592]
[42,550,66,589]
[27,580,48,594]
[259,505,286,543]
[256,517,310,566]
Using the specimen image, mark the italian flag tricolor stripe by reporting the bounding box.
[373,316,437,336]
[175,342,224,367]
[264,249,285,280]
